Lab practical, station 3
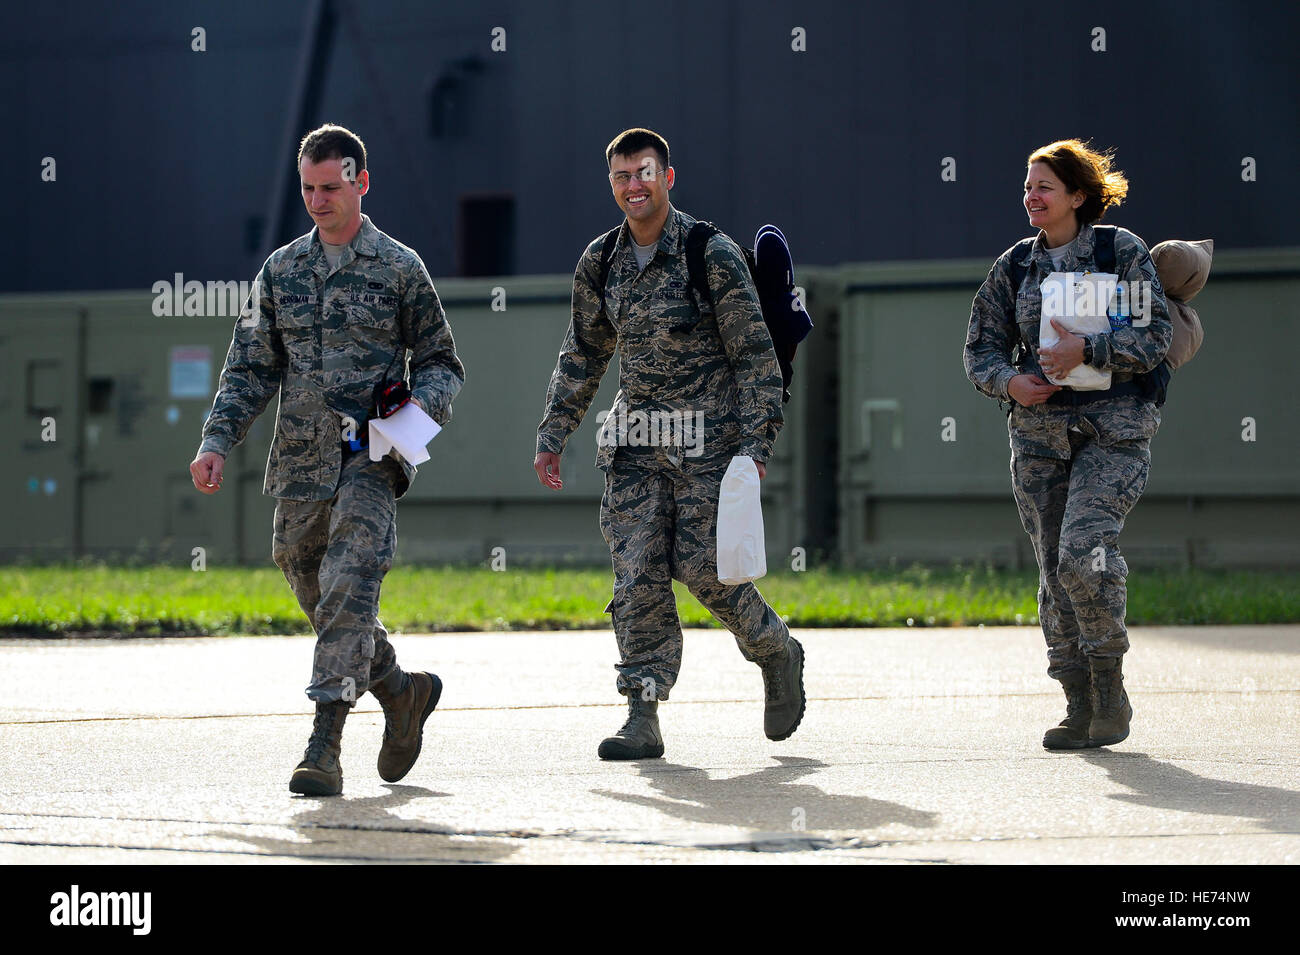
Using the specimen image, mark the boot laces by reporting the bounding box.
[1095,671,1120,714]
[1065,682,1091,719]
[762,657,785,702]
[305,707,343,763]
[305,734,330,763]
[618,700,648,737]
[379,682,411,739]
[382,704,402,740]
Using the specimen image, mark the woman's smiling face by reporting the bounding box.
[1024,161,1083,236]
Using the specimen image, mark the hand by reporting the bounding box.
[1008,374,1061,407]
[1038,320,1085,379]
[534,452,563,489]
[190,451,225,494]
[753,459,767,479]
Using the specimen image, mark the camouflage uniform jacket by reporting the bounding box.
[964,222,1171,459]
[536,206,784,470]
[200,214,464,501]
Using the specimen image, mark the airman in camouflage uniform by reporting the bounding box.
[965,142,1170,750]
[190,125,463,795]
[534,128,805,760]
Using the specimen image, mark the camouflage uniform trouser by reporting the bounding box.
[272,450,403,705]
[1011,423,1151,682]
[599,461,790,701]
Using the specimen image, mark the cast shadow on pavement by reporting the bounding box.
[591,755,939,833]
[206,783,518,862]
[1081,751,1300,834]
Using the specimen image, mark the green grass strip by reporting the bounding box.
[2,564,1297,636]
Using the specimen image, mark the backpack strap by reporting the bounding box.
[1008,226,1116,293]
[1091,224,1117,275]
[1091,224,1168,405]
[685,221,721,305]
[1007,238,1036,295]
[1005,238,1036,378]
[595,224,623,311]
[599,220,723,307]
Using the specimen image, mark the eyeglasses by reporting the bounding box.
[609,168,665,187]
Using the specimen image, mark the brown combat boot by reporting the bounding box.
[369,671,442,783]
[289,701,349,796]
[1043,670,1094,750]
[1088,656,1133,747]
[760,637,806,741]
[598,696,665,760]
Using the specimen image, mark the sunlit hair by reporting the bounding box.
[298,124,368,177]
[606,128,670,173]
[1027,139,1128,225]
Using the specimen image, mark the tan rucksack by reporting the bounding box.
[1150,238,1213,370]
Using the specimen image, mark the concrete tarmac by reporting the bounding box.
[1,625,1296,864]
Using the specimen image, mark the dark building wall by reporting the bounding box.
[5,0,1298,294]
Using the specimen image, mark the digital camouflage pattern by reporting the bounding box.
[200,215,463,704]
[274,453,403,704]
[201,214,464,501]
[964,222,1170,677]
[537,206,789,700]
[1011,425,1150,676]
[536,206,783,470]
[964,223,1171,460]
[600,462,790,700]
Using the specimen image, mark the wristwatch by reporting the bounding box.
[1082,337,1094,367]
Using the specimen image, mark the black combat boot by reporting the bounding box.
[289,701,350,796]
[598,696,665,760]
[760,637,806,741]
[369,670,443,783]
[1088,656,1133,747]
[1043,670,1094,750]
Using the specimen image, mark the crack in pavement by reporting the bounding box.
[7,688,1295,726]
[6,810,1291,859]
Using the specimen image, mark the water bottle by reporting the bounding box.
[1109,280,1132,331]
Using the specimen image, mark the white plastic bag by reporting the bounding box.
[1038,271,1115,390]
[717,455,767,584]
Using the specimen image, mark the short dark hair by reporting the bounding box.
[1028,139,1128,226]
[606,128,669,172]
[298,124,367,179]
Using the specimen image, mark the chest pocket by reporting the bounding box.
[611,260,704,392]
[275,305,318,370]
[647,262,706,334]
[346,306,399,343]
[274,289,317,330]
[328,282,400,352]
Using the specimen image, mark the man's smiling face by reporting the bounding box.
[609,146,673,224]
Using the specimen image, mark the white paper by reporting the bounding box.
[717,456,767,584]
[1039,271,1115,390]
[368,401,441,465]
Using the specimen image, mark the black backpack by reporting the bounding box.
[1007,225,1171,407]
[596,221,811,403]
